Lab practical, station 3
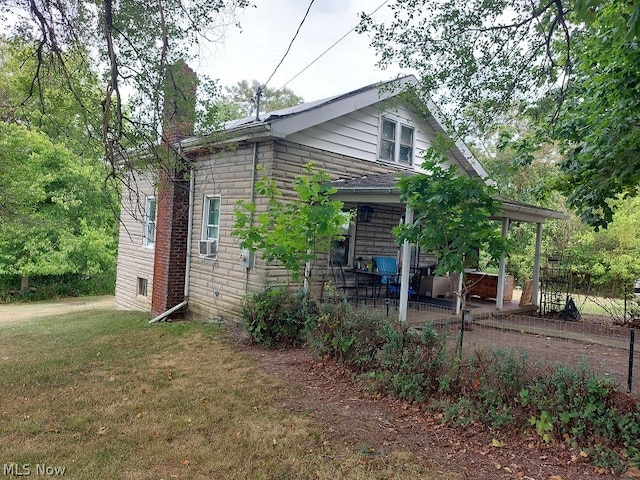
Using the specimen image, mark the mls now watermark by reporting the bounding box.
[3,463,66,476]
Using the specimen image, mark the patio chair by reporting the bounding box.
[373,256,416,299]
[329,261,359,299]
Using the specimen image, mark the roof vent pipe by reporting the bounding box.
[255,86,263,122]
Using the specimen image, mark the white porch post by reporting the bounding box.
[532,222,543,307]
[496,218,510,310]
[455,272,462,315]
[398,206,414,323]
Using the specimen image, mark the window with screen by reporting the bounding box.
[379,116,414,165]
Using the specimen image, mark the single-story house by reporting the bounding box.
[114,73,565,323]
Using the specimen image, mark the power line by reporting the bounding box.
[275,0,391,93]
[262,0,317,90]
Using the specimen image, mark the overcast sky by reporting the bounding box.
[192,0,408,102]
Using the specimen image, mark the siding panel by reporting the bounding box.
[287,103,438,170]
[115,173,157,312]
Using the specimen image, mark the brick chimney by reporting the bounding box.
[151,60,198,318]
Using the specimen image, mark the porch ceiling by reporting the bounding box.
[331,174,567,223]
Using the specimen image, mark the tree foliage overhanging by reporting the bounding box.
[1,0,250,175]
[359,0,640,229]
[0,1,249,288]
[0,40,118,281]
[394,138,510,289]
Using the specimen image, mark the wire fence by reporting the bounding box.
[345,297,640,395]
[454,313,639,395]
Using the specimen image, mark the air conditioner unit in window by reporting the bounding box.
[199,239,218,257]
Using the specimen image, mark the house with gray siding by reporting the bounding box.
[114,74,564,323]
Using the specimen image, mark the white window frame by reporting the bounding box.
[330,211,356,267]
[378,115,415,165]
[143,196,157,248]
[201,195,221,258]
[137,277,149,297]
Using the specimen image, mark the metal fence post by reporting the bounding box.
[628,329,635,394]
[458,309,466,355]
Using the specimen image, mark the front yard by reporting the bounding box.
[0,303,628,479]
[0,308,443,479]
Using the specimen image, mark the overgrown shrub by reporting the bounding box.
[308,298,389,370]
[520,364,640,469]
[462,348,529,427]
[242,287,312,347]
[269,289,640,472]
[375,322,448,403]
[309,302,448,403]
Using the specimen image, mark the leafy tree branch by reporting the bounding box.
[232,163,351,290]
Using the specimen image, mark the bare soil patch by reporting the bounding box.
[0,295,114,325]
[230,326,627,480]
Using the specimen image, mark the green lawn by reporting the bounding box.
[0,309,451,479]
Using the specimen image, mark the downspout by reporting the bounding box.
[184,161,195,299]
[251,143,258,203]
[149,149,195,324]
[149,300,187,323]
[246,142,258,293]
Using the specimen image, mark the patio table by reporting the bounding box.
[349,269,389,300]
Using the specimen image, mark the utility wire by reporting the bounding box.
[275,0,391,93]
[262,0,317,90]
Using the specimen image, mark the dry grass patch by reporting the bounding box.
[0,309,453,479]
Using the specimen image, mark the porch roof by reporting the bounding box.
[331,174,567,223]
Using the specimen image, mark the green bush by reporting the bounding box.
[375,323,448,403]
[463,348,529,427]
[308,298,389,369]
[0,271,115,302]
[309,304,448,403]
[242,287,313,347]
[520,364,640,469]
[273,290,640,471]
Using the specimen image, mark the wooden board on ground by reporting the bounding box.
[520,280,533,306]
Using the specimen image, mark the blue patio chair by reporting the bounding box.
[373,256,397,286]
[387,282,417,300]
[373,256,417,299]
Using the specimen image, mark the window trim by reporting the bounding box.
[378,115,415,165]
[202,194,221,242]
[330,211,356,267]
[137,277,148,297]
[200,194,221,259]
[143,196,157,248]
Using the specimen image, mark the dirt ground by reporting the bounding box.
[2,296,637,478]
[230,326,640,480]
[0,295,115,325]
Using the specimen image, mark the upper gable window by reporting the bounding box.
[379,116,414,165]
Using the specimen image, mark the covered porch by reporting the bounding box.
[327,173,567,322]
